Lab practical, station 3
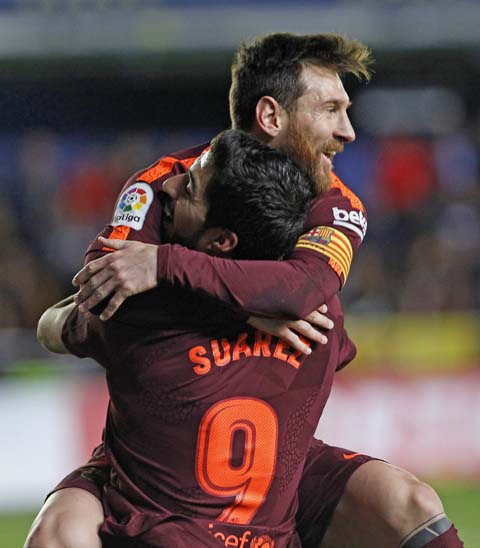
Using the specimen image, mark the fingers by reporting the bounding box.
[74,269,113,305]
[72,237,153,320]
[76,277,129,320]
[275,327,313,355]
[98,236,127,250]
[99,293,127,321]
[72,238,129,287]
[75,279,119,312]
[72,253,116,287]
[304,310,334,331]
[247,316,326,355]
[286,320,329,345]
[74,274,130,319]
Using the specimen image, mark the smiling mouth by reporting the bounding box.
[323,151,337,161]
[322,140,344,163]
[321,151,336,168]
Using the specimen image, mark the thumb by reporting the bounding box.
[98,236,127,250]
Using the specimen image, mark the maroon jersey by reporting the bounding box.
[153,173,366,323]
[86,141,367,352]
[67,142,367,546]
[63,297,356,547]
[85,142,210,259]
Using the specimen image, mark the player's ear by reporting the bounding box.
[201,227,238,256]
[255,96,287,138]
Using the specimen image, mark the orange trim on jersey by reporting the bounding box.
[182,155,202,170]
[343,452,361,460]
[105,147,210,247]
[138,156,177,184]
[102,225,132,250]
[108,225,131,241]
[138,148,210,185]
[331,173,365,212]
[328,258,344,279]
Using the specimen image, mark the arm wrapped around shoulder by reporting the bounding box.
[37,295,76,354]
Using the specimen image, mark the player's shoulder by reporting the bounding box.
[306,172,368,244]
[134,141,210,185]
[105,141,210,241]
[325,173,366,212]
[310,173,367,217]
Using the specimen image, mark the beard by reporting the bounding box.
[172,228,206,250]
[281,116,344,195]
[160,192,205,250]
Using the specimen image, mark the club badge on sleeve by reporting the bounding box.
[111,182,154,231]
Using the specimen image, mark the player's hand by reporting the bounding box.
[72,237,158,320]
[247,305,333,355]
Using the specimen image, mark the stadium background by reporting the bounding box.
[0,1,479,545]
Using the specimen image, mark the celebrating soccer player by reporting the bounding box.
[26,33,464,548]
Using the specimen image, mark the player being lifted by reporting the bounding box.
[36,128,331,546]
[26,33,464,548]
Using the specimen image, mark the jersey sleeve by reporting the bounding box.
[61,306,109,366]
[155,174,367,320]
[84,144,207,264]
[81,144,209,318]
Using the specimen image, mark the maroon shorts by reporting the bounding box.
[50,439,376,546]
[47,443,109,501]
[296,439,376,547]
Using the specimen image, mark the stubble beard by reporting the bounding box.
[173,227,207,251]
[160,193,206,250]
[282,116,342,195]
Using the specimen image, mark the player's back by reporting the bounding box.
[68,141,364,546]
[63,294,354,547]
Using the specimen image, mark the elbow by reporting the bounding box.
[36,309,66,354]
[37,310,53,352]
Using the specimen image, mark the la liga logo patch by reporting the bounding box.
[111,182,153,230]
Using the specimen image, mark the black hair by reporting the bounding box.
[230,32,373,130]
[205,129,314,260]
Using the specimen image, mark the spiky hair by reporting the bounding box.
[230,32,373,130]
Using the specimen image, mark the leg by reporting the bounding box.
[320,460,449,548]
[296,440,376,547]
[24,488,103,548]
[296,441,464,548]
[24,442,109,548]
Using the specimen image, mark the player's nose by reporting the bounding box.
[162,175,183,200]
[336,112,356,143]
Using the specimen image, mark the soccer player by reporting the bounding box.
[35,128,345,547]
[26,33,463,548]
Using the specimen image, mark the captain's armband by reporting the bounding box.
[295,226,353,287]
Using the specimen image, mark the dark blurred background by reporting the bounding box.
[1,3,479,328]
[0,1,479,544]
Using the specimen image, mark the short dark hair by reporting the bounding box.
[230,32,373,130]
[205,129,314,260]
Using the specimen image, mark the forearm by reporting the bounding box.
[73,182,364,322]
[37,295,76,354]
[157,245,340,320]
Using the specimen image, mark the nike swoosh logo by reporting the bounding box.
[343,452,361,460]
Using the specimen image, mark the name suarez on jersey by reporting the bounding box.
[188,330,310,376]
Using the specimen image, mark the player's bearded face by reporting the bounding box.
[282,113,343,195]
[161,165,210,249]
[277,65,353,194]
[169,218,206,249]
